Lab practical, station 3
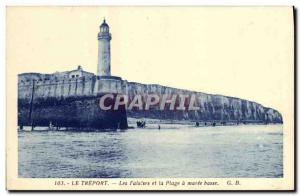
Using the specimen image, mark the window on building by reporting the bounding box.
[76,74,79,77]
[72,75,75,78]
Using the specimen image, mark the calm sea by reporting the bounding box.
[18,124,283,178]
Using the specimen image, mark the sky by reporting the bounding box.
[6,6,294,114]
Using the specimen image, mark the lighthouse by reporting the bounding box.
[97,19,112,76]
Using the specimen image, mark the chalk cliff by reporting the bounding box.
[18,74,283,125]
[124,82,283,123]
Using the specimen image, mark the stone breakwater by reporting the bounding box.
[18,95,128,130]
[18,74,283,129]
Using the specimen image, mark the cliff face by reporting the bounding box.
[18,74,283,124]
[125,82,283,123]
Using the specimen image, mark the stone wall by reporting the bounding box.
[18,76,128,130]
[18,95,128,130]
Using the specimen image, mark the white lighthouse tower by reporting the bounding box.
[97,19,111,76]
[96,19,123,94]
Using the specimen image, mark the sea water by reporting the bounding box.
[18,124,283,178]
